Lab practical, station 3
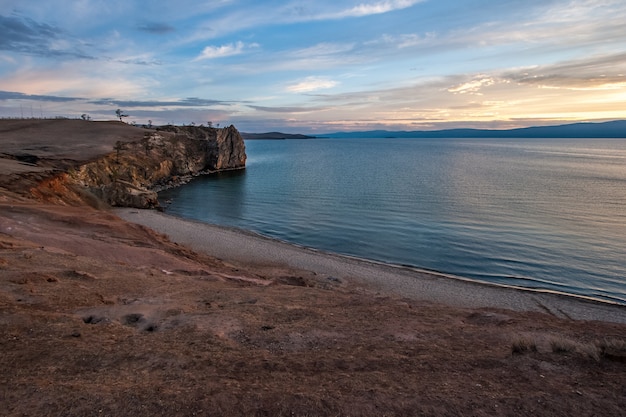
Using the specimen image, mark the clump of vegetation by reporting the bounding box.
[597,338,626,362]
[511,333,626,363]
[548,336,625,362]
[511,336,537,354]
[548,337,600,361]
[548,337,578,353]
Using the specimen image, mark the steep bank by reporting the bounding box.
[0,120,246,208]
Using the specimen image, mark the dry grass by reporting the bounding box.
[512,333,626,363]
[511,336,538,354]
[597,337,626,362]
[550,336,626,362]
[549,337,600,361]
[549,337,581,354]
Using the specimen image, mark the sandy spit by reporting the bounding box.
[116,208,626,324]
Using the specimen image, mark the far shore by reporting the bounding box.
[116,208,626,324]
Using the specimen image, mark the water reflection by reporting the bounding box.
[161,169,248,222]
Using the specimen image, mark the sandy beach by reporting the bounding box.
[116,208,626,324]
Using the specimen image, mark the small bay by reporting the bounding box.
[159,137,626,305]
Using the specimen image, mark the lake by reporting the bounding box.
[159,137,626,305]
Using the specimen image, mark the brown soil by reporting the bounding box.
[1,120,625,416]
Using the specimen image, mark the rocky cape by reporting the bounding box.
[0,119,246,208]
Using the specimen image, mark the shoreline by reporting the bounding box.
[116,207,626,324]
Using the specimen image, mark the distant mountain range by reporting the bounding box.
[241,132,315,140]
[316,120,626,139]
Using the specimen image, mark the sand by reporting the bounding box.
[116,208,626,324]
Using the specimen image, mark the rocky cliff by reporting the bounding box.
[0,120,246,208]
[71,125,247,208]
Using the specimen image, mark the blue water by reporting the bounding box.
[159,138,626,305]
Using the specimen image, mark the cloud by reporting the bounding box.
[0,14,59,44]
[447,76,496,94]
[502,53,626,90]
[248,105,329,113]
[114,58,163,66]
[0,14,93,59]
[89,97,231,108]
[369,32,437,49]
[270,42,363,71]
[137,22,175,34]
[0,90,232,109]
[338,0,423,17]
[194,41,259,60]
[292,42,356,58]
[178,1,426,46]
[316,0,425,19]
[0,90,83,102]
[287,76,338,93]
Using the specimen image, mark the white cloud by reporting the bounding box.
[328,0,424,19]
[292,42,356,58]
[369,32,437,48]
[194,41,258,61]
[538,0,624,23]
[177,1,426,46]
[287,76,338,93]
[447,77,496,94]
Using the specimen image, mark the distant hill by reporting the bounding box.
[317,120,626,139]
[241,132,315,140]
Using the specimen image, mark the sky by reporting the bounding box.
[1,0,625,133]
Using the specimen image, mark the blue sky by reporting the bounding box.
[1,0,625,133]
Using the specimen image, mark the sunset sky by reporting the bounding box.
[1,0,625,133]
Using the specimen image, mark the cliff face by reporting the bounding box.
[70,125,246,208]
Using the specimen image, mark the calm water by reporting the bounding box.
[160,138,626,305]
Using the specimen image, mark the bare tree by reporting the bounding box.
[115,109,129,122]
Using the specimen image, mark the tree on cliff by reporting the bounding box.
[115,109,129,122]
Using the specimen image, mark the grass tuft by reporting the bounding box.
[511,337,537,354]
[549,337,578,354]
[597,338,626,363]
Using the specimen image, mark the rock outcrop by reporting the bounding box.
[71,125,246,208]
[0,120,246,209]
